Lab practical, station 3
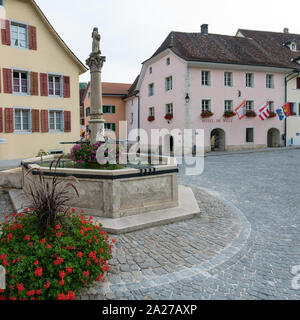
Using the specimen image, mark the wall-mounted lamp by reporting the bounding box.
[185,93,190,104]
[238,90,241,97]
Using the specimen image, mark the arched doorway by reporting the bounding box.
[267,128,281,147]
[211,129,226,152]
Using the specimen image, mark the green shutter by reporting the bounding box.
[112,106,116,114]
[103,106,107,113]
[112,123,116,131]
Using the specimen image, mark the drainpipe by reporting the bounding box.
[284,71,300,147]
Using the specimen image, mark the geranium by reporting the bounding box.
[201,110,214,118]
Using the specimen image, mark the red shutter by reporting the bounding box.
[4,108,14,133]
[28,25,37,50]
[32,109,40,132]
[297,78,300,89]
[1,20,11,46]
[0,108,3,132]
[3,68,12,94]
[41,110,49,132]
[64,111,71,132]
[63,76,70,98]
[40,73,48,96]
[30,72,39,96]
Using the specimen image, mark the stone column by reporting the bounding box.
[86,52,106,144]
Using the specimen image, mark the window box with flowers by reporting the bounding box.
[223,111,236,118]
[201,110,214,118]
[246,110,257,118]
[164,113,173,121]
[148,116,155,122]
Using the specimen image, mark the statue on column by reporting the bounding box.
[91,27,101,55]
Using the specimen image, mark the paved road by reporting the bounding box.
[175,149,300,299]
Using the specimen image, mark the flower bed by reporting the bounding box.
[164,113,173,121]
[201,111,214,118]
[223,111,236,118]
[0,210,113,300]
[246,110,257,118]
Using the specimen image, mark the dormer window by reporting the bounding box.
[291,42,297,51]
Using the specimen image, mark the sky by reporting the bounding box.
[35,0,300,85]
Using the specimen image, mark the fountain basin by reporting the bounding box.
[21,154,179,219]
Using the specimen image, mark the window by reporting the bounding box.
[86,125,90,133]
[149,67,152,74]
[268,101,274,112]
[224,100,233,112]
[246,128,254,143]
[130,112,134,124]
[224,72,233,87]
[246,73,254,87]
[103,105,115,113]
[202,99,211,112]
[86,107,90,117]
[11,22,27,48]
[165,76,173,91]
[291,43,297,51]
[49,110,63,131]
[48,75,62,97]
[246,100,254,111]
[14,108,31,132]
[290,102,297,115]
[88,92,91,99]
[105,123,116,131]
[296,77,300,89]
[0,0,4,6]
[149,107,155,117]
[13,71,29,94]
[201,71,210,86]
[166,103,173,115]
[148,83,154,96]
[266,74,274,88]
[166,58,170,65]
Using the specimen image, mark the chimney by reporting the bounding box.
[283,28,289,34]
[201,24,208,35]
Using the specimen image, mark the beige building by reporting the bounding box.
[0,0,87,167]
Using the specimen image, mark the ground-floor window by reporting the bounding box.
[49,110,63,132]
[14,108,31,132]
[246,128,254,143]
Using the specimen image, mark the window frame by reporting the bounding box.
[166,103,173,115]
[149,107,155,117]
[246,100,254,111]
[48,109,64,133]
[166,57,170,66]
[12,69,30,95]
[13,107,32,134]
[202,99,211,113]
[148,83,154,96]
[165,76,173,91]
[86,107,91,117]
[246,73,254,88]
[201,71,211,86]
[103,105,115,114]
[246,128,254,143]
[48,74,63,98]
[266,74,274,89]
[10,20,29,50]
[268,101,274,112]
[104,122,116,131]
[224,72,233,87]
[224,100,233,112]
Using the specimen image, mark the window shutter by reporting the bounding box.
[1,20,11,46]
[41,110,49,132]
[28,25,37,50]
[4,108,14,133]
[32,109,40,132]
[112,123,116,131]
[63,76,70,98]
[40,73,48,96]
[64,111,71,132]
[297,78,300,89]
[30,72,39,96]
[112,106,116,114]
[3,68,12,94]
[0,108,3,132]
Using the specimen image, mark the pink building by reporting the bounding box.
[131,25,295,153]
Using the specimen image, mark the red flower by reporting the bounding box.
[67,291,76,300]
[66,267,72,274]
[55,225,61,230]
[59,271,66,279]
[35,267,43,277]
[27,290,35,296]
[34,260,39,265]
[36,290,41,295]
[46,244,51,249]
[40,238,46,244]
[24,235,30,241]
[77,252,83,258]
[45,281,50,290]
[83,270,89,277]
[17,283,25,293]
[112,238,116,244]
[96,274,103,282]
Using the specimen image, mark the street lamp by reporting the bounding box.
[185,93,190,104]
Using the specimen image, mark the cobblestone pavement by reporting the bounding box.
[1,149,300,300]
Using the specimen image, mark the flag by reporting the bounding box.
[256,102,270,120]
[235,100,246,120]
[276,103,291,121]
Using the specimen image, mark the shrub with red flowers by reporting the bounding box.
[223,111,236,118]
[268,111,277,118]
[201,110,214,118]
[0,211,113,300]
[164,113,173,121]
[246,110,257,118]
[147,116,155,122]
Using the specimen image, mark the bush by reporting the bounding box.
[0,210,114,300]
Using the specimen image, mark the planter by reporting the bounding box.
[246,111,257,118]
[148,116,155,122]
[201,111,214,118]
[223,111,236,118]
[164,114,173,121]
[268,112,277,118]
